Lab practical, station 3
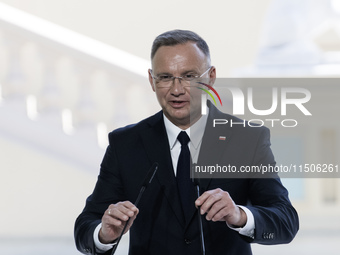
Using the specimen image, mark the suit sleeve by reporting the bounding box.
[245,127,299,244]
[74,135,124,255]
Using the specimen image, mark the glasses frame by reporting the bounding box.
[150,66,212,87]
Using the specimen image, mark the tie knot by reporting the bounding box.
[177,131,190,146]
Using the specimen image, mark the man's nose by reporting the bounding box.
[170,77,186,94]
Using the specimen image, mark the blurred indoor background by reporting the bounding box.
[0,0,339,254]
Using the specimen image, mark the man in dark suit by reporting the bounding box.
[74,29,299,255]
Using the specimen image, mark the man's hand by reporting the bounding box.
[195,188,247,227]
[99,201,139,244]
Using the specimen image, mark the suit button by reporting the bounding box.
[184,238,191,245]
[262,232,275,240]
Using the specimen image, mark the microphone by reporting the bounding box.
[135,162,159,206]
[192,165,206,255]
[111,162,158,255]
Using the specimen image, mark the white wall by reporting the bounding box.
[0,0,272,77]
[0,134,96,237]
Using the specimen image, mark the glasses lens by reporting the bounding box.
[182,74,197,82]
[153,71,208,87]
[159,76,173,82]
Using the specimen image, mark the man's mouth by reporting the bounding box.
[169,100,188,108]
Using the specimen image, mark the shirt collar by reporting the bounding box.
[163,108,209,150]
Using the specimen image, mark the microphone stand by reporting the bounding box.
[194,182,206,255]
[192,163,206,255]
[111,186,145,254]
[111,163,158,255]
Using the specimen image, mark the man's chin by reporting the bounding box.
[164,112,189,125]
[164,107,201,125]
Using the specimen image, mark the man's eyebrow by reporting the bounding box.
[155,69,198,76]
[181,70,198,74]
[156,72,172,75]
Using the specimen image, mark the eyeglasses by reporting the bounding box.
[150,67,212,88]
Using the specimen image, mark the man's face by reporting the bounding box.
[149,42,216,129]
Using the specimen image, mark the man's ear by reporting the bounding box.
[148,69,156,92]
[209,66,216,87]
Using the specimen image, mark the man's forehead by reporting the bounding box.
[152,42,203,58]
[151,42,208,70]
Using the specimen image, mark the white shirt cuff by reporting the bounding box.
[227,205,255,238]
[93,223,116,252]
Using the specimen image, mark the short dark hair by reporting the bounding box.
[151,29,211,61]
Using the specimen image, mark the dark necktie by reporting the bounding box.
[176,131,194,222]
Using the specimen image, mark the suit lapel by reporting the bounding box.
[185,105,233,229]
[139,112,185,227]
[197,108,233,191]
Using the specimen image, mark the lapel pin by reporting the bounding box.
[219,136,226,141]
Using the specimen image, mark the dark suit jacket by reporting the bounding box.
[74,105,299,255]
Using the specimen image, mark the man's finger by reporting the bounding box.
[107,203,138,220]
[210,204,231,222]
[200,192,224,215]
[195,190,214,207]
